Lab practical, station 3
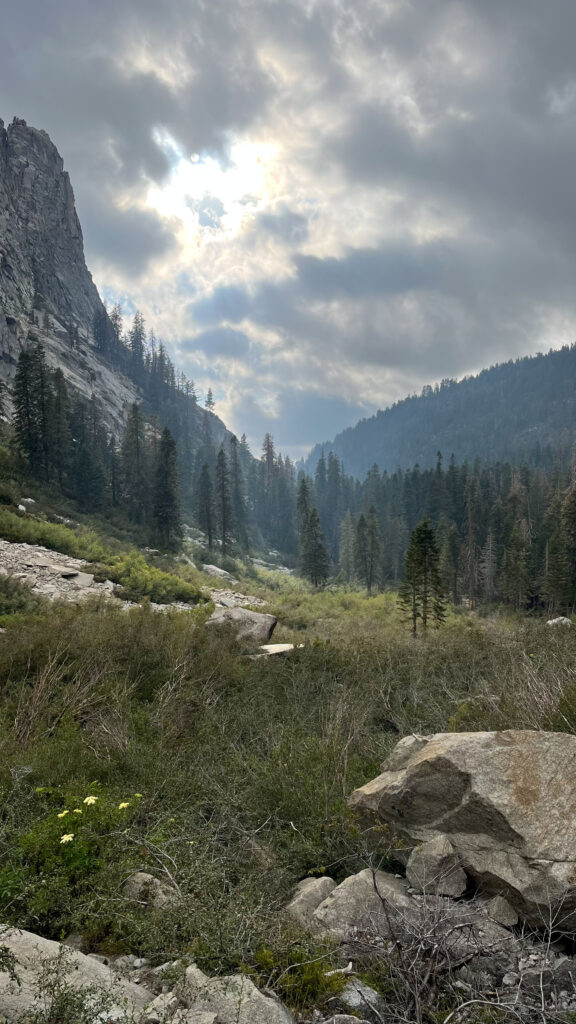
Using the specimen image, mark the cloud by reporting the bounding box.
[181,326,252,359]
[4,0,576,454]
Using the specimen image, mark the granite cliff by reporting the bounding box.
[0,116,138,431]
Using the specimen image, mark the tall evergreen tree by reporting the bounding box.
[338,510,355,582]
[400,519,446,635]
[121,403,149,523]
[215,447,233,556]
[197,463,214,549]
[152,428,182,551]
[300,507,329,587]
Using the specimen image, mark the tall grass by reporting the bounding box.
[0,596,574,984]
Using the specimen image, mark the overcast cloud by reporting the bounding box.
[2,0,576,456]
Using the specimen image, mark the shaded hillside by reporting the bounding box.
[303,345,576,479]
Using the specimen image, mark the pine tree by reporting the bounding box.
[400,518,446,635]
[13,347,39,467]
[197,463,214,549]
[51,369,71,488]
[354,507,381,594]
[215,447,233,556]
[339,510,355,582]
[152,428,182,551]
[205,388,215,412]
[300,507,329,587]
[121,403,149,523]
[229,435,248,550]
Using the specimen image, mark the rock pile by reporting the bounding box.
[0,539,114,601]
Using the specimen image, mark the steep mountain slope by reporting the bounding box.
[0,117,139,431]
[0,116,232,451]
[303,344,576,478]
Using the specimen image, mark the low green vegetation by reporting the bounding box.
[0,571,574,1015]
[0,508,206,604]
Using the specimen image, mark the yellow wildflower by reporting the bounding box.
[57,810,69,819]
[60,834,74,844]
[134,793,143,799]
[83,795,98,805]
[72,809,82,815]
[118,801,130,810]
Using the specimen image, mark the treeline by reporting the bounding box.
[303,343,576,479]
[296,449,576,614]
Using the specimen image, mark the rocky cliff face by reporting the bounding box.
[0,116,138,430]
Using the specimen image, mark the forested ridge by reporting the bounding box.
[303,343,576,479]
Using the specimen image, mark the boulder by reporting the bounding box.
[202,564,238,582]
[206,606,277,644]
[286,876,337,929]
[182,971,295,1023]
[546,616,572,626]
[349,730,576,927]
[123,870,178,910]
[309,868,416,940]
[406,835,467,897]
[0,927,152,1020]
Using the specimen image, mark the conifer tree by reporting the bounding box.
[13,347,39,467]
[300,507,329,587]
[215,448,233,556]
[400,518,445,634]
[152,428,182,551]
[229,435,248,550]
[51,368,71,489]
[197,463,215,549]
[339,510,355,582]
[121,403,148,523]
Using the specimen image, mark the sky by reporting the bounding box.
[3,0,576,458]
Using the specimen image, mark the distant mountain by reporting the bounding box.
[303,346,576,479]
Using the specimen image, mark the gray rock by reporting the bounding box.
[183,973,295,1023]
[487,895,519,927]
[173,1013,217,1024]
[546,616,572,626]
[142,992,180,1023]
[286,876,337,929]
[311,867,416,940]
[123,870,178,910]
[350,730,576,927]
[206,606,277,644]
[0,927,152,1020]
[202,564,237,582]
[325,1017,372,1024]
[339,979,387,1023]
[406,835,467,896]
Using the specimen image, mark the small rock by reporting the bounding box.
[286,876,337,930]
[142,992,180,1023]
[406,835,467,897]
[339,979,386,1023]
[487,895,518,927]
[123,871,178,910]
[326,1017,372,1024]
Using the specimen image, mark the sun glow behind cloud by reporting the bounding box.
[147,130,278,239]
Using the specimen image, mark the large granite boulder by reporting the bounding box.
[0,927,152,1020]
[349,730,576,927]
[206,606,277,644]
